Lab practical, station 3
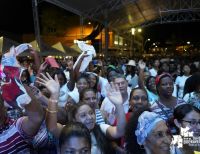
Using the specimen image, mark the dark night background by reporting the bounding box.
[0,0,200,46]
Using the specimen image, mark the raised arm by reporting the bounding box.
[138,60,146,89]
[105,83,126,138]
[36,73,63,138]
[29,47,41,71]
[21,85,45,137]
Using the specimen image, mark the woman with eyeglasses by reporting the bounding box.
[173,104,200,153]
[125,108,173,154]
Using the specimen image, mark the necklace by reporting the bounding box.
[0,117,13,134]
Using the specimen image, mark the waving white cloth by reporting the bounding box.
[1,43,32,67]
[73,41,96,72]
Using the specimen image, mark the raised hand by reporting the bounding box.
[36,73,60,96]
[39,62,48,72]
[138,60,146,70]
[106,82,123,106]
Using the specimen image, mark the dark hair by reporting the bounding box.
[125,107,150,154]
[21,69,31,84]
[173,104,200,134]
[125,65,136,77]
[69,102,114,154]
[111,73,126,82]
[80,88,97,102]
[129,87,148,101]
[174,104,200,122]
[77,73,89,84]
[145,76,156,92]
[52,69,67,84]
[183,72,200,97]
[59,122,91,148]
[71,102,114,154]
[155,73,173,95]
[87,73,99,90]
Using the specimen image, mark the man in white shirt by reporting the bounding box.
[100,74,131,125]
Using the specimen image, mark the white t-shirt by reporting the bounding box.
[91,124,110,154]
[58,83,70,107]
[98,76,109,98]
[175,75,190,98]
[149,68,157,77]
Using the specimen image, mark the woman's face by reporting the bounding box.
[148,77,156,92]
[183,65,190,75]
[75,105,96,131]
[145,121,171,154]
[88,74,97,88]
[60,136,91,154]
[158,76,174,97]
[129,89,148,112]
[178,110,200,136]
[161,63,169,72]
[82,91,97,109]
[57,74,66,87]
[66,59,74,70]
[77,78,89,93]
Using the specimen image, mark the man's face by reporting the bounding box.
[113,77,128,94]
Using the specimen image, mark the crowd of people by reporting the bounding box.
[0,45,200,154]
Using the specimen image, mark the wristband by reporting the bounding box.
[46,108,57,113]
[49,99,58,103]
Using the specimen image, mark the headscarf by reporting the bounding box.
[135,111,164,145]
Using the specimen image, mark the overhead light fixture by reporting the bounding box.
[138,28,142,33]
[131,28,136,35]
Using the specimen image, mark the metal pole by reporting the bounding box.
[104,21,109,59]
[80,16,84,39]
[32,0,42,50]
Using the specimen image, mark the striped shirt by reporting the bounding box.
[151,99,185,121]
[0,117,31,154]
[95,109,105,125]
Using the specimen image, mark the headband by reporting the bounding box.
[155,73,173,86]
[135,111,163,145]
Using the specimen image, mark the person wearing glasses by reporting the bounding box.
[125,109,173,154]
[173,103,200,153]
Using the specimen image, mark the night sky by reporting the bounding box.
[0,0,34,34]
[0,0,200,46]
